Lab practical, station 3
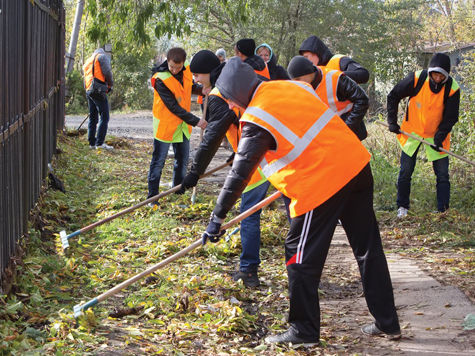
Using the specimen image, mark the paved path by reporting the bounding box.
[331,229,474,355]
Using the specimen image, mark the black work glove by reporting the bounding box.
[176,172,200,194]
[431,137,444,152]
[388,123,401,134]
[202,214,226,245]
[226,152,235,163]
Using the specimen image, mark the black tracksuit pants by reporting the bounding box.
[285,163,400,339]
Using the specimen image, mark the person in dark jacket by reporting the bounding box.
[387,52,460,218]
[287,55,368,140]
[299,35,369,84]
[83,48,114,150]
[147,47,207,207]
[179,50,272,287]
[201,57,400,346]
[255,43,290,80]
[234,38,270,80]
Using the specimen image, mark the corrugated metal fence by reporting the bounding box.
[0,0,65,289]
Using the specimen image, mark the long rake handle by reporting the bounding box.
[376,121,475,167]
[77,191,282,312]
[192,94,209,204]
[72,160,232,237]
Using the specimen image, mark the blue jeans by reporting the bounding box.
[147,137,190,198]
[239,181,270,273]
[397,144,450,212]
[87,94,110,146]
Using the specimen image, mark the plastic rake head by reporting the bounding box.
[60,230,69,249]
[73,303,84,318]
[73,298,98,318]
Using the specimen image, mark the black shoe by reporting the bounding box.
[265,327,319,347]
[232,270,260,287]
[361,323,401,340]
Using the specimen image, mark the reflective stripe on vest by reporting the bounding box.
[151,64,193,142]
[209,87,267,192]
[398,71,458,161]
[240,80,370,217]
[83,54,106,91]
[326,54,344,71]
[315,67,353,116]
[245,105,334,177]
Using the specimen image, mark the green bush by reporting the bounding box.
[65,69,88,115]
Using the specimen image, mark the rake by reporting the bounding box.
[376,121,475,167]
[191,94,209,205]
[60,160,232,249]
[73,191,282,317]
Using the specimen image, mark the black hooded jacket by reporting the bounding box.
[267,54,290,80]
[151,59,203,126]
[244,55,271,80]
[311,68,368,140]
[299,36,370,84]
[187,62,241,178]
[186,56,276,180]
[387,53,460,144]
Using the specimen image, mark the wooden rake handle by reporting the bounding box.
[74,191,282,314]
[375,121,475,167]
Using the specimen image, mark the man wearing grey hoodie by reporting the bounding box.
[201,57,400,346]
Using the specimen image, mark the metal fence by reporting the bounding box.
[0,0,65,290]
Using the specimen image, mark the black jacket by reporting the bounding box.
[189,59,272,177]
[189,63,239,177]
[244,55,271,81]
[299,36,370,84]
[267,54,290,80]
[151,60,202,126]
[312,68,368,140]
[387,71,460,143]
[214,123,274,218]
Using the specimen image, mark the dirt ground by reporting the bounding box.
[65,111,474,355]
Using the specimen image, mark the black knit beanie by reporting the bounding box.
[236,38,256,57]
[287,56,316,79]
[190,50,221,74]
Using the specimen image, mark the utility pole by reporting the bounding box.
[65,0,85,73]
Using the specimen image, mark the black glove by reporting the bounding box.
[226,152,235,163]
[433,132,446,152]
[431,137,443,152]
[202,214,226,244]
[176,172,200,194]
[388,123,401,134]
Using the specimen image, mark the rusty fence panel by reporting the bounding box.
[0,0,65,291]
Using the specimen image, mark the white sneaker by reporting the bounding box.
[397,207,408,218]
[96,143,114,150]
[89,145,96,149]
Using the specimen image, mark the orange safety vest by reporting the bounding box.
[151,64,193,143]
[326,54,344,71]
[254,63,271,80]
[398,70,459,156]
[83,54,106,91]
[315,66,353,117]
[240,80,370,217]
[209,87,267,192]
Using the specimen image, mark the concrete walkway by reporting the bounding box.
[331,227,474,355]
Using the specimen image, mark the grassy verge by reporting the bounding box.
[0,120,473,354]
